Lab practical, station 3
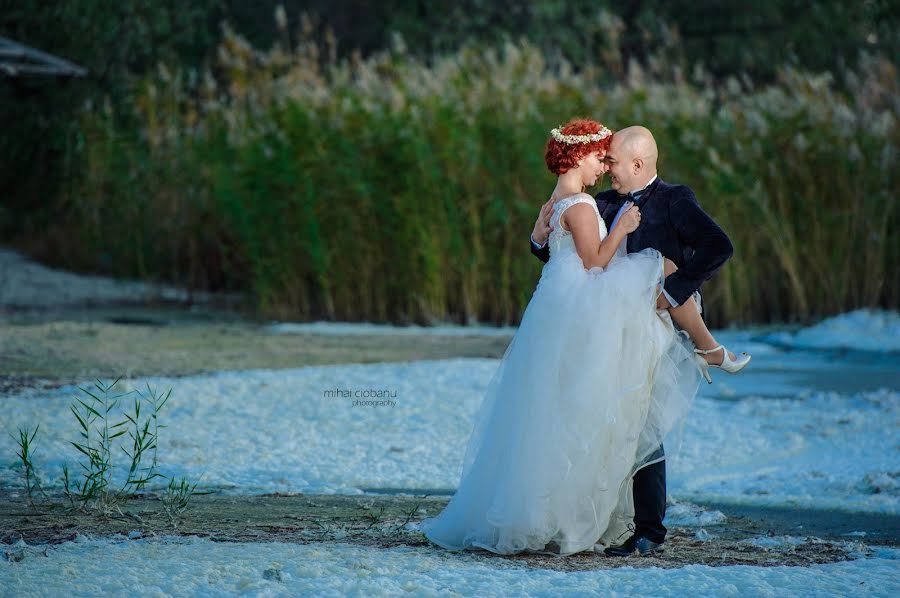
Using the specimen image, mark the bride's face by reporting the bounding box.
[577,151,608,188]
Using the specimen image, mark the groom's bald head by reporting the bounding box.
[606,126,659,193]
[615,127,658,165]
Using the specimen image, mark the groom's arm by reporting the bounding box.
[529,198,554,263]
[530,236,550,263]
[664,186,734,305]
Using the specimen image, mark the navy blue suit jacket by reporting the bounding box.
[530,178,734,305]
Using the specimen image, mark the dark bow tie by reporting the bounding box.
[616,190,643,205]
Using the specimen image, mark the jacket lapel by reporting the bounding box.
[627,178,663,253]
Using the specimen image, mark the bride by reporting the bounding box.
[420,119,700,556]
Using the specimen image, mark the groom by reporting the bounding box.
[529,125,734,556]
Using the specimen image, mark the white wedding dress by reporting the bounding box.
[421,194,700,556]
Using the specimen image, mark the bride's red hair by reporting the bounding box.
[544,118,614,175]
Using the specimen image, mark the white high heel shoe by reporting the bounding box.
[693,345,751,384]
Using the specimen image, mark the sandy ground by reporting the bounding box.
[0,305,509,389]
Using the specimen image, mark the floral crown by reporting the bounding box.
[550,125,612,144]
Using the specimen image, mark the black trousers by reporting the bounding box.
[633,446,667,543]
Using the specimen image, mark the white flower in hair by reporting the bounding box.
[550,125,612,144]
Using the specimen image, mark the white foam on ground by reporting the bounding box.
[0,360,495,496]
[1,537,897,598]
[665,501,727,526]
[1,359,897,514]
[760,310,900,353]
[669,388,899,513]
[740,535,810,549]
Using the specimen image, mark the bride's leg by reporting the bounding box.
[662,259,735,365]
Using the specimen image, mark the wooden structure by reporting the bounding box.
[0,36,87,78]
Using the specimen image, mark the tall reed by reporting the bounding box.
[59,26,898,326]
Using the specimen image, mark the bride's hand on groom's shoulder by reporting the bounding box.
[532,198,556,245]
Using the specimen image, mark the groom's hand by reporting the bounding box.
[531,198,556,246]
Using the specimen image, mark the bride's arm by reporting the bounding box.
[562,204,629,270]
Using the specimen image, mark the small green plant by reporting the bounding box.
[363,504,387,530]
[60,378,197,518]
[12,377,201,525]
[161,475,201,526]
[392,501,423,536]
[11,424,46,507]
[122,384,172,493]
[64,378,121,510]
[63,379,150,512]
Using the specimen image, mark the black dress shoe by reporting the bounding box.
[604,534,665,557]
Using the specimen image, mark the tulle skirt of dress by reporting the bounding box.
[420,248,700,556]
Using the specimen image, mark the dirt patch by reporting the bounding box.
[0,306,511,386]
[0,491,880,570]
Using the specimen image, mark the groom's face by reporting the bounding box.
[605,137,635,193]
